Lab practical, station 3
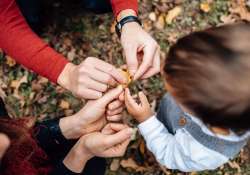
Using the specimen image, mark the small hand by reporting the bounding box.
[106,95,125,122]
[58,57,126,99]
[121,22,160,80]
[124,88,153,123]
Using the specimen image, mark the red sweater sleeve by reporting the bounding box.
[0,0,69,83]
[110,0,138,17]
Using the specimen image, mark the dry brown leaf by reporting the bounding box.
[148,12,157,21]
[59,100,70,109]
[230,0,250,21]
[6,55,16,67]
[155,14,165,29]
[120,158,146,172]
[165,6,182,24]
[110,21,116,34]
[139,140,146,154]
[220,14,236,24]
[200,2,211,13]
[110,159,120,171]
[10,75,28,99]
[228,161,241,173]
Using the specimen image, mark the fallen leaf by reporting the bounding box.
[67,49,76,61]
[120,158,146,172]
[110,21,116,34]
[165,6,182,24]
[200,2,211,13]
[110,159,120,171]
[10,75,28,99]
[230,0,250,21]
[6,55,16,67]
[148,12,157,21]
[59,100,70,109]
[220,14,236,24]
[130,128,138,141]
[155,14,165,29]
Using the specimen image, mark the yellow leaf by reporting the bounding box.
[155,14,165,29]
[200,2,211,13]
[59,100,70,109]
[166,6,182,24]
[120,68,132,88]
[6,55,16,67]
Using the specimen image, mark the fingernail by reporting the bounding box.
[126,128,133,135]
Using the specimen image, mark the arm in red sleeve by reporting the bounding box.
[0,0,69,83]
[110,0,138,17]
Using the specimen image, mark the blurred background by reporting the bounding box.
[0,0,250,174]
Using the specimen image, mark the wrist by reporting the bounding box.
[117,9,137,22]
[59,115,87,139]
[57,63,76,91]
[63,139,93,173]
[137,112,154,123]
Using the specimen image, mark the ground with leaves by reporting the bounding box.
[0,0,250,174]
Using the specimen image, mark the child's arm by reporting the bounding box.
[124,89,229,172]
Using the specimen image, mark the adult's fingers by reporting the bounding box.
[97,86,123,106]
[80,76,108,92]
[141,48,160,79]
[103,138,130,157]
[108,100,123,110]
[133,44,157,80]
[124,88,138,108]
[93,58,126,84]
[78,88,102,99]
[123,45,138,76]
[103,127,132,149]
[138,91,149,107]
[87,68,116,87]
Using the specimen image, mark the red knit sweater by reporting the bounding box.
[0,0,138,83]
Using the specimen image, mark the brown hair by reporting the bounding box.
[0,118,52,175]
[164,22,250,130]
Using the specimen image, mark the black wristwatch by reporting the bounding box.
[115,15,142,38]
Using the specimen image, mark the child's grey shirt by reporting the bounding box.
[138,93,249,172]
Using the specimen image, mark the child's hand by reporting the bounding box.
[106,97,125,122]
[124,88,153,123]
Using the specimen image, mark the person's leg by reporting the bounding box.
[81,0,112,14]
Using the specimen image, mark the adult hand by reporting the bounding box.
[80,123,132,158]
[63,123,132,173]
[59,85,123,139]
[120,13,160,80]
[58,57,126,99]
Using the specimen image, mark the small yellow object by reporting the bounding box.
[120,68,132,87]
[200,2,211,13]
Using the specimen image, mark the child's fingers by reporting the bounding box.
[124,88,138,108]
[108,100,123,110]
[107,107,124,116]
[138,91,150,107]
[107,114,123,122]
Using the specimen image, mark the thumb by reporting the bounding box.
[103,128,133,149]
[97,86,123,106]
[124,46,138,76]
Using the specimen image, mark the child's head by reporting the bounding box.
[164,23,250,130]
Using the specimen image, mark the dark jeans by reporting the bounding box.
[16,0,112,32]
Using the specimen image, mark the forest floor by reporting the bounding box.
[1,0,250,174]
